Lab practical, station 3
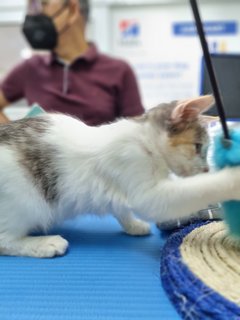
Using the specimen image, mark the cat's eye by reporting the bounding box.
[195,143,202,154]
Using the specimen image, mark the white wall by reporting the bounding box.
[0,0,26,23]
[108,1,240,108]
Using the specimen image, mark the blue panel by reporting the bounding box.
[0,216,179,320]
[173,21,238,36]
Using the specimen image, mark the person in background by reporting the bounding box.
[0,0,144,125]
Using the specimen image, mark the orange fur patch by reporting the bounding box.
[169,129,196,157]
[169,129,196,146]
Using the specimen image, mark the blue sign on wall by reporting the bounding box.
[173,21,238,36]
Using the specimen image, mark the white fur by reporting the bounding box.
[1,112,240,258]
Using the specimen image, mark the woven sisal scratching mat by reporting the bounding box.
[161,221,240,320]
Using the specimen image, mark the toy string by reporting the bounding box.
[189,0,230,142]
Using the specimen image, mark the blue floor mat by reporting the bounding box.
[0,216,180,320]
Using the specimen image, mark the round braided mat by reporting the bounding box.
[161,221,240,320]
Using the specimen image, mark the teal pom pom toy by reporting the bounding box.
[190,0,240,238]
[214,131,240,168]
[213,131,240,237]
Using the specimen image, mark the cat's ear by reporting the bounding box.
[171,95,214,124]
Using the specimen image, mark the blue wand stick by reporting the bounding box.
[190,0,240,237]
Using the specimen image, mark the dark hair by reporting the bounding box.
[78,0,90,22]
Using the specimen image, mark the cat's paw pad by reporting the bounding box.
[124,220,151,236]
[36,236,69,258]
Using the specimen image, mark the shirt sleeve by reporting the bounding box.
[0,60,28,103]
[117,63,145,117]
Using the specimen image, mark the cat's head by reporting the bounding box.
[145,95,215,177]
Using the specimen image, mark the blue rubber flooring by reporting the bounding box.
[0,216,180,320]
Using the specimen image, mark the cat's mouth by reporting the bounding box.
[179,166,209,177]
[180,171,193,177]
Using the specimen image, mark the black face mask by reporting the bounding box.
[22,3,67,51]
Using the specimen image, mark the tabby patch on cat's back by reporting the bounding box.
[0,117,59,203]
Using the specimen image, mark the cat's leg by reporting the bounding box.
[114,211,151,236]
[0,193,68,258]
[130,167,240,223]
[0,235,69,258]
[0,204,68,258]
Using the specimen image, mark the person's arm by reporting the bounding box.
[0,91,10,123]
[0,59,28,123]
[117,62,145,117]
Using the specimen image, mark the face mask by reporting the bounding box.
[22,2,68,51]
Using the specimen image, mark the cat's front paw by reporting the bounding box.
[35,235,69,258]
[123,220,151,236]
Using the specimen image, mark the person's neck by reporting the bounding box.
[54,24,89,63]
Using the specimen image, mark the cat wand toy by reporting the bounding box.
[190,0,240,237]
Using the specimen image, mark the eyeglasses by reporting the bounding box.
[28,0,50,4]
[27,0,54,14]
[27,0,68,14]
[27,1,41,14]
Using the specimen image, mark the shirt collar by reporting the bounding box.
[43,43,98,66]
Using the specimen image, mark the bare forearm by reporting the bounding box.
[0,111,10,123]
[0,91,10,123]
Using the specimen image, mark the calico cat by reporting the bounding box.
[0,95,239,258]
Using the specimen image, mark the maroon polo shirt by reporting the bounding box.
[0,44,144,125]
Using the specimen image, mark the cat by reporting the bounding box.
[0,95,240,258]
